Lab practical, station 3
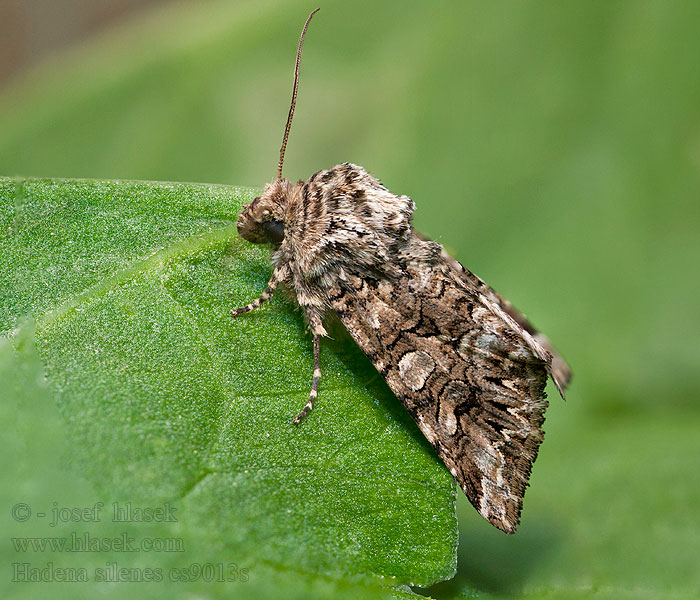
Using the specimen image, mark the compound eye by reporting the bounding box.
[262,219,285,245]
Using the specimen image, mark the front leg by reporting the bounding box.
[231,263,290,316]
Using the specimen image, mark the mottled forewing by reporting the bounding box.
[416,231,572,393]
[329,249,549,533]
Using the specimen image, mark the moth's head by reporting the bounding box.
[237,178,292,246]
[238,8,318,247]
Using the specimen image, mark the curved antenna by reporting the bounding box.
[277,8,320,180]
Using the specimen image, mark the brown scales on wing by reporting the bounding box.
[327,237,551,534]
[421,230,572,394]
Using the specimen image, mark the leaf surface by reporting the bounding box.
[1,177,457,599]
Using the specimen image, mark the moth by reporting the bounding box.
[233,9,571,534]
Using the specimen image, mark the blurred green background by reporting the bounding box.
[1,0,699,598]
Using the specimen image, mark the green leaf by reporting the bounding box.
[1,177,457,599]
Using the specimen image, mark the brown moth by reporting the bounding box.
[233,9,571,534]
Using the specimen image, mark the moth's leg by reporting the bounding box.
[292,311,326,424]
[231,264,289,317]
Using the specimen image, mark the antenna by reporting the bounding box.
[277,8,320,180]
